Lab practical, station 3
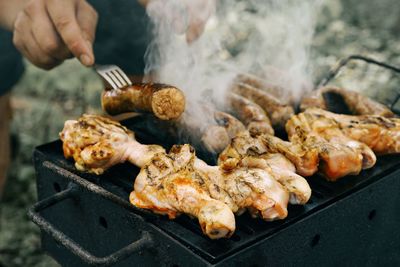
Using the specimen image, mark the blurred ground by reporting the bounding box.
[0,0,399,266]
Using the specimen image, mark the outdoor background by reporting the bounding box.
[1,0,400,266]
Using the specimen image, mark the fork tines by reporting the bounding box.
[95,65,132,90]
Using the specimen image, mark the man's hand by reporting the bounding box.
[12,0,98,70]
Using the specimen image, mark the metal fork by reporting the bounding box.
[94,65,132,89]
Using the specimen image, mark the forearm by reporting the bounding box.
[0,0,28,30]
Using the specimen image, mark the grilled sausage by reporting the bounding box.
[231,82,295,131]
[201,111,246,154]
[102,83,186,120]
[228,92,274,136]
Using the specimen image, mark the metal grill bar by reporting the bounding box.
[319,55,400,87]
[41,161,157,219]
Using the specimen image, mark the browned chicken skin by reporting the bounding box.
[185,145,290,221]
[218,132,312,204]
[286,109,382,181]
[60,114,165,174]
[303,108,400,155]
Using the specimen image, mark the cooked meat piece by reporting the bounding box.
[262,154,311,205]
[235,73,290,102]
[194,160,290,220]
[308,115,375,169]
[214,111,247,138]
[300,87,394,117]
[131,143,290,235]
[259,134,320,177]
[222,167,289,220]
[201,111,246,154]
[218,131,319,177]
[299,88,327,111]
[102,83,186,120]
[60,114,165,174]
[286,111,376,181]
[303,108,400,155]
[61,115,291,226]
[218,132,311,204]
[231,82,295,131]
[130,145,235,239]
[201,125,230,154]
[179,145,291,220]
[228,92,274,136]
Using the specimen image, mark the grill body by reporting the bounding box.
[30,55,400,267]
[32,123,400,266]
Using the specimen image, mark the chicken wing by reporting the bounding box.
[303,108,400,155]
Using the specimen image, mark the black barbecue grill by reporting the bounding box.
[28,55,400,266]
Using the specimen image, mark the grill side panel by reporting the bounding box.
[216,168,400,266]
[34,150,212,267]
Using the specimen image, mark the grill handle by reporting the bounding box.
[27,183,153,267]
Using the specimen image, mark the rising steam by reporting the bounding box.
[144,0,323,127]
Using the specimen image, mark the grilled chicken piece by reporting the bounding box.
[228,92,274,136]
[231,82,295,131]
[286,110,378,181]
[262,154,312,205]
[102,83,186,120]
[132,144,289,224]
[222,167,289,220]
[218,131,319,177]
[259,134,319,177]
[194,159,290,220]
[60,114,165,174]
[303,108,400,155]
[218,131,318,177]
[130,145,235,239]
[300,87,394,117]
[218,132,311,204]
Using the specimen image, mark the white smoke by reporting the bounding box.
[145,0,323,126]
